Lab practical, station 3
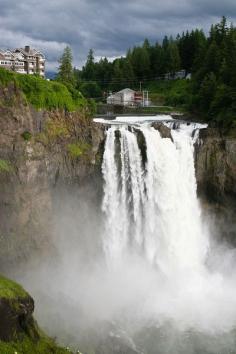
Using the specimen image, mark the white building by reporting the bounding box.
[164,70,186,80]
[107,88,136,106]
[0,46,45,77]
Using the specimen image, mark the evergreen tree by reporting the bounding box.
[167,41,181,76]
[57,46,75,86]
[82,49,96,80]
[198,72,217,112]
[130,46,150,79]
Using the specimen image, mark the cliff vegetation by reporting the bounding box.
[0,275,72,354]
[0,67,88,112]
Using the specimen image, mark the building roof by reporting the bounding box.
[14,47,45,58]
[117,88,135,94]
[0,49,15,59]
[107,88,136,100]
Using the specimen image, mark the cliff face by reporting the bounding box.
[196,127,236,200]
[0,84,105,268]
[195,127,236,242]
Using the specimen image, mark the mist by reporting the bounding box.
[11,122,236,354]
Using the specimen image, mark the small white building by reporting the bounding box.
[164,70,186,80]
[107,88,136,106]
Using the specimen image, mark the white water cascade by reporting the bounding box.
[102,120,209,274]
[96,117,236,335]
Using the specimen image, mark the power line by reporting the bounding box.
[74,75,169,84]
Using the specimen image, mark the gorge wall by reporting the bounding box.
[196,127,236,243]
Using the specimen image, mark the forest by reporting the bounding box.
[57,17,236,127]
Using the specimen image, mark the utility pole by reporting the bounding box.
[142,90,149,107]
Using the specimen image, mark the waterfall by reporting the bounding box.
[102,121,209,273]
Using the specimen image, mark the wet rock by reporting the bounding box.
[196,127,236,243]
[196,128,236,201]
[151,122,172,139]
[0,275,38,342]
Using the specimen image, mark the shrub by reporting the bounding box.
[0,159,13,173]
[21,131,32,141]
[44,119,70,142]
[0,67,89,112]
[67,142,91,159]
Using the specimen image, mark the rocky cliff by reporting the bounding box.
[196,127,236,242]
[0,84,105,269]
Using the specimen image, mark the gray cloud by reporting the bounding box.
[0,0,236,71]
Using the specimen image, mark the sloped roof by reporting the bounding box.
[14,48,45,58]
[0,49,15,59]
[117,88,135,94]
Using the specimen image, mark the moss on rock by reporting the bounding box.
[0,159,13,174]
[0,275,29,300]
[0,275,73,353]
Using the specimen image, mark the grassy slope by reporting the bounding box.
[0,67,87,112]
[0,275,73,354]
[0,336,72,354]
[0,275,28,299]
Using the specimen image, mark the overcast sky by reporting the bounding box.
[0,0,236,71]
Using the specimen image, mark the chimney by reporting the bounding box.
[25,46,30,53]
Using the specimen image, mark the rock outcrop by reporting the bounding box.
[0,275,37,342]
[196,127,236,201]
[195,127,236,243]
[0,274,71,353]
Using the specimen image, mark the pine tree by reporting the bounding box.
[167,41,181,76]
[82,49,96,80]
[57,46,75,86]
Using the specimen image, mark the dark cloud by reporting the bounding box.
[0,0,236,70]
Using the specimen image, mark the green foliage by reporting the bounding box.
[0,275,29,300]
[57,46,75,86]
[190,17,236,126]
[79,81,102,98]
[17,74,82,111]
[0,68,16,87]
[21,131,32,141]
[167,41,181,76]
[147,79,191,109]
[0,275,73,353]
[0,159,13,173]
[76,36,181,93]
[82,49,96,81]
[67,142,91,159]
[0,335,72,354]
[36,118,70,146]
[0,67,87,112]
[198,72,217,111]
